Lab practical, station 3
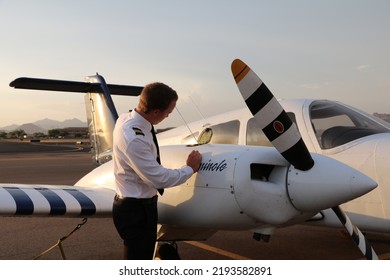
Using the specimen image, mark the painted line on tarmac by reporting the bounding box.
[184,241,251,260]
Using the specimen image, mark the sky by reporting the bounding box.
[0,0,389,129]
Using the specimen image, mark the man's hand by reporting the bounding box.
[186,150,202,173]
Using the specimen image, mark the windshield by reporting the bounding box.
[309,100,390,149]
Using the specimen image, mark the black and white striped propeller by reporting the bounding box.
[231,58,378,260]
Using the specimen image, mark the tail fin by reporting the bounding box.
[10,74,143,164]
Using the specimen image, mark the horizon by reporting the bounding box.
[3,110,390,135]
[0,117,87,132]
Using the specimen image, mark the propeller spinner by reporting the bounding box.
[231,58,378,260]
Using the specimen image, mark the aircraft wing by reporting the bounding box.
[0,184,114,217]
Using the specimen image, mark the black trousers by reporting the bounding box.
[112,195,158,260]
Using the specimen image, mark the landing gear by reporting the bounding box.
[156,242,181,260]
[253,232,271,242]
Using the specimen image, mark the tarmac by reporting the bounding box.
[0,139,389,260]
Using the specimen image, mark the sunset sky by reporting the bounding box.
[1,0,389,129]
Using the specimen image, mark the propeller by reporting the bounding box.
[231,58,378,260]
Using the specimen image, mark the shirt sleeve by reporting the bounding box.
[124,137,194,189]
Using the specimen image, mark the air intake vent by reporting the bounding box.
[250,164,274,181]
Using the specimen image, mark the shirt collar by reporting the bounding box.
[131,109,153,132]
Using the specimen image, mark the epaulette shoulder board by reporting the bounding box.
[132,127,145,136]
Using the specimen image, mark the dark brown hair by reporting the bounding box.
[138,82,178,113]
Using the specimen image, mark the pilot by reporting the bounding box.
[112,82,202,260]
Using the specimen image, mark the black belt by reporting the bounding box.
[114,194,157,205]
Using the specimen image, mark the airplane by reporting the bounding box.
[158,64,390,238]
[0,59,384,260]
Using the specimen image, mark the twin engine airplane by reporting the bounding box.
[1,59,388,259]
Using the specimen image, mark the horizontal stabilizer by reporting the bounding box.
[10,77,143,96]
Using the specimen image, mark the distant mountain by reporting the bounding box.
[18,123,46,135]
[0,124,19,132]
[33,118,87,131]
[0,118,87,134]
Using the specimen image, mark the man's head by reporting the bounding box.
[137,82,178,125]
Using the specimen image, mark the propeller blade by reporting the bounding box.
[332,206,378,260]
[231,59,314,171]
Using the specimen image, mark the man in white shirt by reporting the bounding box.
[112,82,202,259]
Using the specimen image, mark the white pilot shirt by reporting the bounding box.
[113,110,194,198]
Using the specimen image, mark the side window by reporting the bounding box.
[209,120,240,144]
[246,118,272,147]
[246,113,297,147]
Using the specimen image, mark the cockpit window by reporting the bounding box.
[309,100,390,149]
[209,120,240,144]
